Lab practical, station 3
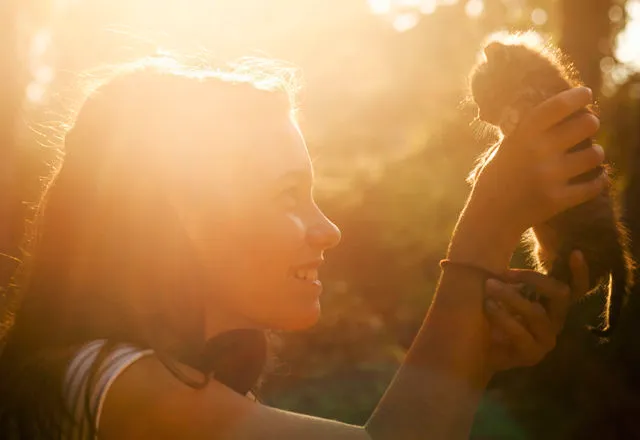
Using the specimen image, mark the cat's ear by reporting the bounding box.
[484,42,509,64]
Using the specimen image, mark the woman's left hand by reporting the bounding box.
[484,250,590,372]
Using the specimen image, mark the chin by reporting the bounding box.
[271,303,321,331]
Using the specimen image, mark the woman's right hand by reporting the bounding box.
[468,86,606,239]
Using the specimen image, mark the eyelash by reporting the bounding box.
[279,186,301,207]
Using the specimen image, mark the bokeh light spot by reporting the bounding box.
[465,0,484,18]
[420,0,437,14]
[531,8,548,26]
[368,0,392,15]
[609,5,624,23]
[392,12,421,32]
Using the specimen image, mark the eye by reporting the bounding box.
[277,185,302,210]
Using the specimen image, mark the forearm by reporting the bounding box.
[365,198,521,440]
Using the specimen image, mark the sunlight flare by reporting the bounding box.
[615,1,640,74]
[369,0,392,15]
[392,12,421,32]
[465,0,484,18]
[420,0,437,14]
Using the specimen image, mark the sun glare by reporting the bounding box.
[368,0,460,20]
[616,1,640,71]
[369,0,392,15]
[26,29,55,103]
[23,0,640,105]
[464,0,484,18]
[420,0,437,14]
[393,12,421,32]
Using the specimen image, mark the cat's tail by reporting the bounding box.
[590,244,635,338]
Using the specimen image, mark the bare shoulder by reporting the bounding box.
[99,354,254,439]
[100,354,370,440]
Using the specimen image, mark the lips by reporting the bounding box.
[290,259,324,286]
[293,268,318,282]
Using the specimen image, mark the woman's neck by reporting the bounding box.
[204,308,264,340]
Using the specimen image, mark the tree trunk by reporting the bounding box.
[559,0,613,94]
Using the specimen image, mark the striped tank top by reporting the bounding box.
[62,340,153,439]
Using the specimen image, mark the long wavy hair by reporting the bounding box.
[0,55,298,438]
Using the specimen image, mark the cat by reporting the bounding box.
[467,33,635,337]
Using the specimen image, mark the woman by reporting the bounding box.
[0,56,602,439]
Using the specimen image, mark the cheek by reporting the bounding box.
[285,212,307,242]
[244,212,307,281]
[188,205,317,323]
[219,210,307,285]
[217,211,318,329]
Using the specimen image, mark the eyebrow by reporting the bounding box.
[275,169,313,184]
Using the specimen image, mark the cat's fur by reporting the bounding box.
[467,33,635,336]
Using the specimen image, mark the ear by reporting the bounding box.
[484,42,509,64]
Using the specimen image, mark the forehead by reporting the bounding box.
[168,110,312,197]
[242,114,313,182]
[221,117,313,199]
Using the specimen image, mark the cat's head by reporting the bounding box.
[469,33,578,135]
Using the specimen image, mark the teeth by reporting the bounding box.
[294,269,318,281]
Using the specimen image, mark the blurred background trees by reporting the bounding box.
[1,0,640,437]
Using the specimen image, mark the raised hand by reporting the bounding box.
[472,87,604,232]
[451,87,604,273]
[484,250,589,371]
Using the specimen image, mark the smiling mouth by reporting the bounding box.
[293,269,318,282]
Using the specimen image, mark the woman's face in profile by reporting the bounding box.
[175,112,341,335]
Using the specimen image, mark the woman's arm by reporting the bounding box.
[99,357,371,439]
[364,208,517,440]
[99,87,603,440]
[99,244,588,440]
[366,86,603,440]
[96,213,508,440]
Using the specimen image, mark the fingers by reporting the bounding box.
[503,268,569,301]
[559,171,608,207]
[485,297,536,348]
[484,297,547,366]
[569,250,590,301]
[502,269,572,333]
[490,327,510,345]
[543,112,600,153]
[520,87,593,134]
[562,144,605,180]
[485,279,555,345]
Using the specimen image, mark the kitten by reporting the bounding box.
[467,33,635,336]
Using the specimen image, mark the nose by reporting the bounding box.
[307,207,341,251]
